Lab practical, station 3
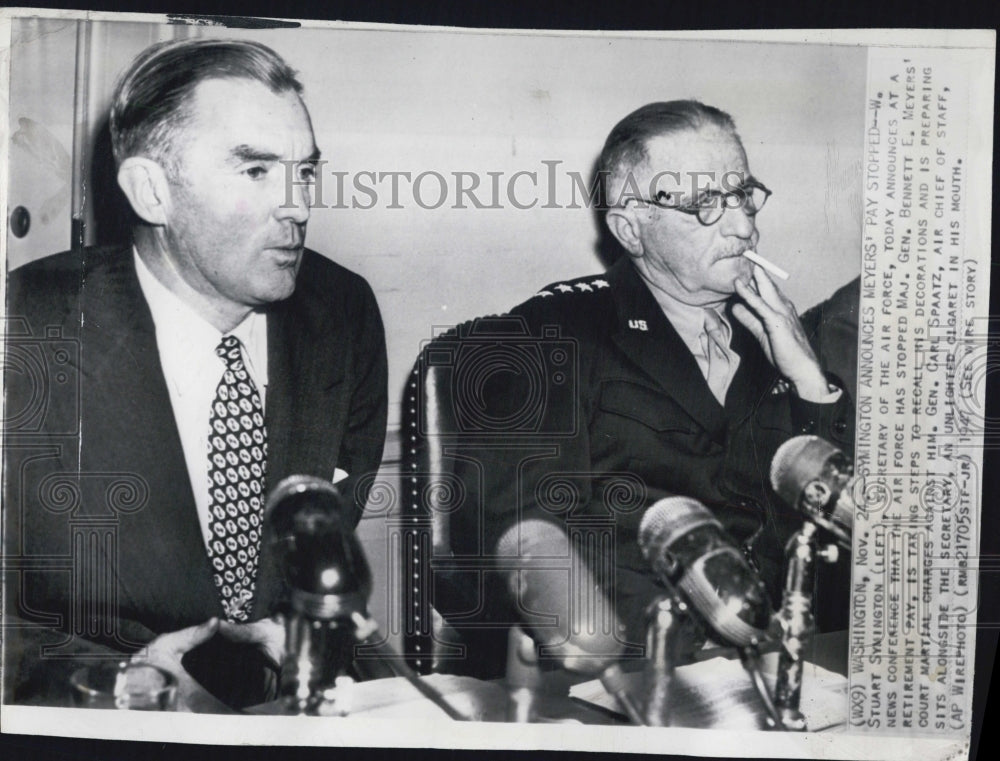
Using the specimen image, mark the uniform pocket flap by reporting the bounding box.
[598,380,697,432]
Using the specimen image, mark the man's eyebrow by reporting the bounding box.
[694,174,757,197]
[229,145,282,163]
[227,146,323,163]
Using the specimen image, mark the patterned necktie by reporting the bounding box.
[206,335,267,622]
[701,308,735,405]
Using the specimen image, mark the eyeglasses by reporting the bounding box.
[624,179,772,227]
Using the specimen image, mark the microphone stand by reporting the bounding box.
[637,593,788,730]
[769,520,838,730]
[504,624,646,725]
[348,612,470,721]
[505,625,542,723]
[640,595,687,727]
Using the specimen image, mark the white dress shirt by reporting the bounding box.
[134,250,268,550]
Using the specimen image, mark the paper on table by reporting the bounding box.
[249,674,510,722]
[569,651,847,732]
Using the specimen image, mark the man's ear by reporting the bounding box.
[117,157,171,226]
[605,208,644,259]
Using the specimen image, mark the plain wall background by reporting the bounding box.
[7,20,866,430]
[5,19,866,640]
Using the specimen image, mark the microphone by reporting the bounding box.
[638,497,771,648]
[496,519,645,724]
[769,436,854,730]
[265,475,372,712]
[769,435,854,548]
[267,475,471,720]
[496,518,622,673]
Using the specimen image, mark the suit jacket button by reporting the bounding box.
[833,419,847,434]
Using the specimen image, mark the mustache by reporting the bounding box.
[720,235,759,259]
[718,245,752,259]
[270,228,306,249]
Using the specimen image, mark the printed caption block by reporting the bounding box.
[851,47,989,737]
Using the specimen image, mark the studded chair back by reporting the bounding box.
[400,315,554,678]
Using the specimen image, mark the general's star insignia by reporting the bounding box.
[592,279,610,289]
[575,283,593,292]
[555,284,574,293]
[535,290,554,298]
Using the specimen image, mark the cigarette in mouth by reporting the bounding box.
[743,250,790,281]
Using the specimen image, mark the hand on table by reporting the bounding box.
[132,618,231,713]
[217,616,286,670]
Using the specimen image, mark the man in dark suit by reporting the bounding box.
[3,39,387,708]
[435,101,854,673]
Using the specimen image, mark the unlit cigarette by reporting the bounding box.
[744,250,790,280]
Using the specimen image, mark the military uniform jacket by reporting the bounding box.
[443,256,854,649]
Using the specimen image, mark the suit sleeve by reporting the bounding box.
[789,377,855,451]
[794,276,861,452]
[338,277,388,528]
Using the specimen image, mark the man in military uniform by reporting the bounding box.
[439,101,854,671]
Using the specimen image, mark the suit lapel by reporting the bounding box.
[256,276,347,613]
[79,248,221,623]
[608,259,727,434]
[264,287,346,483]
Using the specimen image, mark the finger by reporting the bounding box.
[178,617,220,650]
[734,276,778,319]
[130,619,234,714]
[751,266,810,337]
[217,619,268,645]
[153,617,220,657]
[733,303,777,366]
[751,264,794,310]
[218,618,286,665]
[752,265,800,318]
[731,303,766,342]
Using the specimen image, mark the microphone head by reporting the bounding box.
[496,516,569,558]
[770,435,853,548]
[770,435,838,502]
[638,496,717,570]
[639,497,771,648]
[265,475,372,619]
[496,519,623,674]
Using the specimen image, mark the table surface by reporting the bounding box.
[6,622,848,728]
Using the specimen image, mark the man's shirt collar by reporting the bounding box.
[133,247,267,390]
